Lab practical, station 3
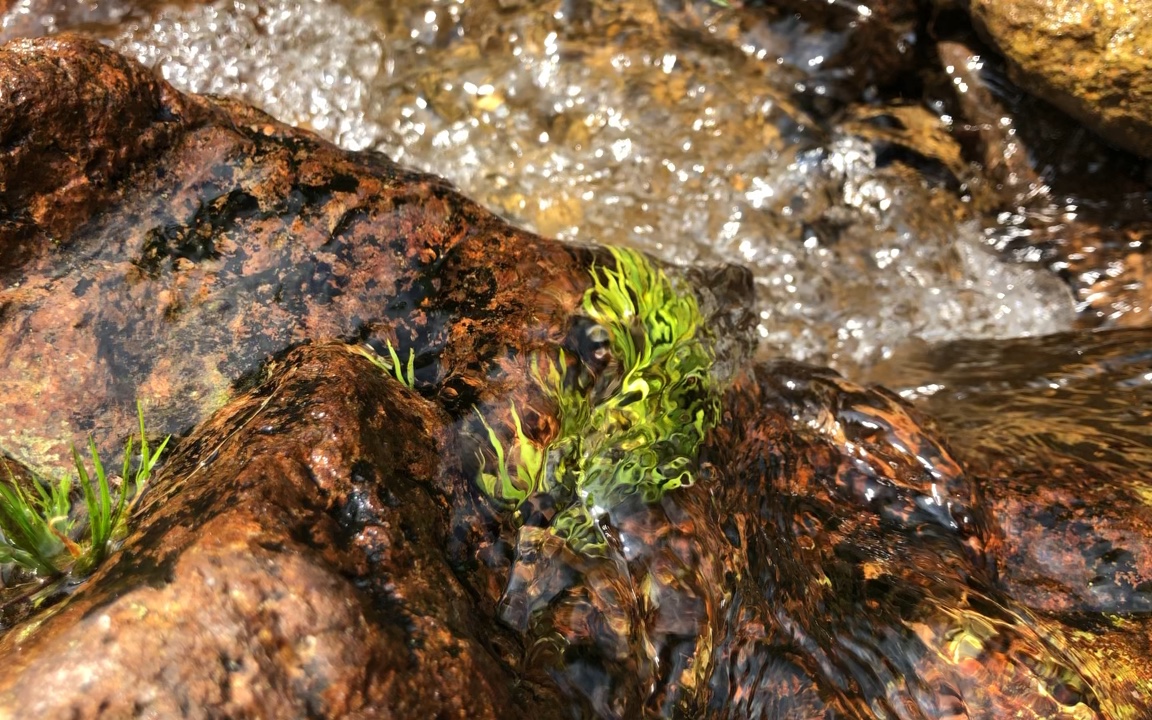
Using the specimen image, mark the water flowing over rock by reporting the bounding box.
[99,0,1076,373]
[0,35,1149,718]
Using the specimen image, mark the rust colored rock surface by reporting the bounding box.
[0,35,195,270]
[969,0,1152,157]
[872,329,1152,615]
[0,33,611,471]
[0,343,568,719]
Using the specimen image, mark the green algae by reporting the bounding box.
[477,246,719,549]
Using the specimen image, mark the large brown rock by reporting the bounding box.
[969,0,1152,157]
[0,33,659,470]
[0,342,570,719]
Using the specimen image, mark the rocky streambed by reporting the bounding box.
[0,2,1150,719]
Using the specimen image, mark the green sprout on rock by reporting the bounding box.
[0,403,170,578]
[356,340,417,389]
[475,246,720,550]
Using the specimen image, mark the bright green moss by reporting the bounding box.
[476,246,719,549]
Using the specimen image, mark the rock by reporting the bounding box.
[968,0,1152,157]
[704,361,1152,717]
[0,33,757,471]
[0,32,1149,719]
[866,329,1152,711]
[868,329,1152,615]
[6,345,1143,717]
[662,0,922,102]
[0,342,571,719]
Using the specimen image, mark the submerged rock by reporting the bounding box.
[0,33,1149,720]
[968,0,1152,158]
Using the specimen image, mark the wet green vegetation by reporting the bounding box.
[478,246,719,550]
[357,340,417,390]
[0,404,169,578]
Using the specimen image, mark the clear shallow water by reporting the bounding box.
[83,0,1076,377]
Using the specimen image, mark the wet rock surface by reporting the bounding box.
[968,0,1152,158]
[0,342,570,719]
[0,32,607,469]
[0,26,1150,720]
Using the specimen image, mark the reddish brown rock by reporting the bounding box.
[0,33,600,471]
[0,343,570,719]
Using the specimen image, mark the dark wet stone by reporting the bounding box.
[662,0,922,106]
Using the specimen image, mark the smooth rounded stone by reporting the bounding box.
[969,0,1152,157]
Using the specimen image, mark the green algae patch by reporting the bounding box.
[477,246,719,550]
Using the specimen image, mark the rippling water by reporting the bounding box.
[65,0,1077,376]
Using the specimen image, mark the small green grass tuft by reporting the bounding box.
[0,402,170,579]
[356,341,417,389]
[474,247,720,550]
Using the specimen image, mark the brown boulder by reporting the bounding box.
[0,342,567,719]
[969,0,1152,157]
[0,33,620,471]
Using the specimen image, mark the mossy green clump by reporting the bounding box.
[476,246,719,549]
[0,403,170,579]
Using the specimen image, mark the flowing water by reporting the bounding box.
[67,0,1078,377]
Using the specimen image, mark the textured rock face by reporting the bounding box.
[0,343,570,719]
[0,34,1150,720]
[969,0,1152,157]
[0,33,609,470]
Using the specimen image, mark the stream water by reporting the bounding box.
[79,0,1080,377]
